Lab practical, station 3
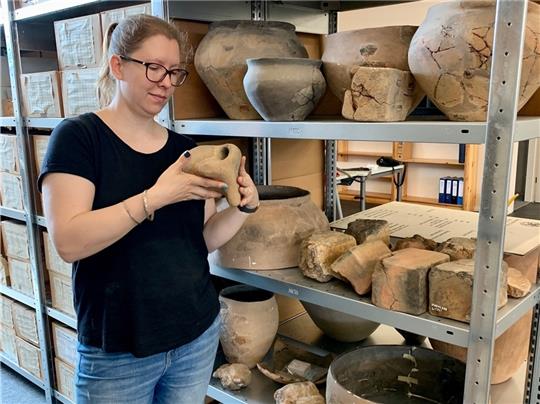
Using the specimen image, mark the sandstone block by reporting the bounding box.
[507,267,531,298]
[274,381,324,404]
[436,237,476,261]
[344,219,389,246]
[394,234,438,251]
[299,231,356,282]
[372,248,450,315]
[342,66,417,122]
[212,363,252,391]
[331,240,391,295]
[429,259,508,323]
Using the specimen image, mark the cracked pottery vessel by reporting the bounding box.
[216,185,330,270]
[321,25,424,113]
[219,285,279,369]
[408,0,540,121]
[326,346,465,404]
[243,58,326,121]
[194,20,308,120]
[182,143,242,206]
[302,302,379,342]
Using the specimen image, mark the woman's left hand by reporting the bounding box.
[237,156,259,209]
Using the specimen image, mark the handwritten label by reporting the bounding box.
[431,303,448,312]
[288,127,301,137]
[288,287,299,296]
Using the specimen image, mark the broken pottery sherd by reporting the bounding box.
[212,363,252,390]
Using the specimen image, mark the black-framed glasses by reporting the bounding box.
[119,55,188,87]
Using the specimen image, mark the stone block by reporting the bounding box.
[344,219,389,246]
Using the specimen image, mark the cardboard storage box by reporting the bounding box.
[16,336,42,380]
[55,358,75,401]
[1,220,29,260]
[20,71,63,118]
[0,172,24,211]
[32,135,49,174]
[0,255,9,286]
[0,295,14,327]
[43,231,71,278]
[100,3,151,35]
[273,172,324,210]
[49,270,75,317]
[12,302,39,346]
[52,322,77,367]
[54,14,103,70]
[61,68,100,117]
[8,258,33,298]
[171,20,224,119]
[0,325,18,365]
[271,140,324,180]
[0,134,19,174]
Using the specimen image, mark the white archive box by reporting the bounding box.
[0,134,19,173]
[1,220,29,260]
[100,3,151,35]
[55,358,75,401]
[12,302,39,346]
[0,172,24,211]
[52,322,77,367]
[0,326,18,365]
[20,71,63,118]
[16,336,42,380]
[0,255,8,286]
[32,135,49,175]
[61,68,100,117]
[54,14,103,70]
[43,231,71,277]
[0,294,14,327]
[8,257,34,298]
[49,271,75,317]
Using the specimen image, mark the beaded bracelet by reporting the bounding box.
[143,190,154,221]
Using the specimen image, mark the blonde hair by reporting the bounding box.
[97,14,193,107]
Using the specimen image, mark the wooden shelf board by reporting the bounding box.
[402,195,464,210]
[402,158,464,166]
[339,190,392,204]
[338,151,392,158]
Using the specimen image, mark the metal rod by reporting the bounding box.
[524,303,540,404]
[464,1,528,402]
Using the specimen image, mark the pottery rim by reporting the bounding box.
[246,57,322,68]
[219,284,275,303]
[323,24,418,38]
[208,20,297,31]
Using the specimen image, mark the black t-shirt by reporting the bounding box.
[38,113,219,357]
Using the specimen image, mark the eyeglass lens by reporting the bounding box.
[146,63,187,86]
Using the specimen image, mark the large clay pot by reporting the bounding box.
[216,185,330,270]
[243,57,326,121]
[219,285,279,369]
[302,302,379,342]
[408,0,540,121]
[321,26,418,102]
[194,21,308,120]
[326,346,465,403]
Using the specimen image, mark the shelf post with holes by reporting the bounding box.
[464,1,534,402]
[1,0,55,402]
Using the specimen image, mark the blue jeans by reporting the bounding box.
[75,315,220,404]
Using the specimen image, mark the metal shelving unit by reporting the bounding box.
[1,0,539,403]
[0,352,45,389]
[174,116,540,143]
[0,205,26,221]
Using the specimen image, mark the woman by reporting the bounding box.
[39,14,259,403]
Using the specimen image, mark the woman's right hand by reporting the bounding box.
[146,151,226,212]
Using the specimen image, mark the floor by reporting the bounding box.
[1,201,538,403]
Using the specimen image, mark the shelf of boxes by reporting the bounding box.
[0,352,45,389]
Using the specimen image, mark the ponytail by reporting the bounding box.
[97,22,117,108]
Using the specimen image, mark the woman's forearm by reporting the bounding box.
[52,193,147,263]
[203,206,249,253]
